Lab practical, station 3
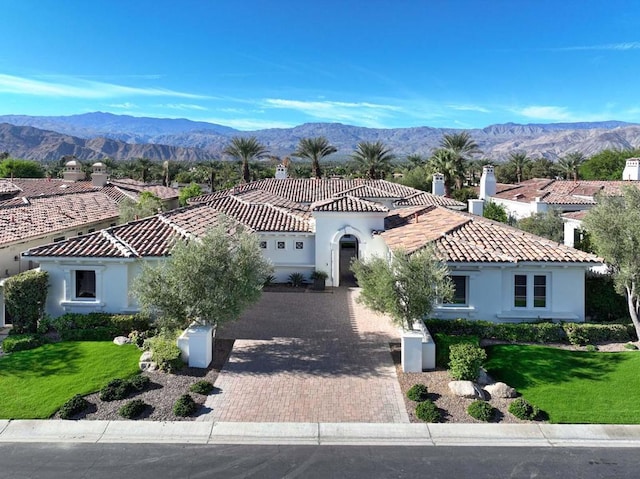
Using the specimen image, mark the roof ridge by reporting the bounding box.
[157,212,196,241]
[100,229,135,258]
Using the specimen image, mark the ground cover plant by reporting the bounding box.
[486,344,640,424]
[0,341,141,419]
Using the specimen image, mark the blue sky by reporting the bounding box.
[1,0,640,130]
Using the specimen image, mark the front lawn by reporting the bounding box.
[486,344,640,424]
[0,341,141,419]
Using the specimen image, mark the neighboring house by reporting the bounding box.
[6,167,600,326]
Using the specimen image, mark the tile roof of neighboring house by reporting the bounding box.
[0,179,22,195]
[108,179,179,200]
[492,178,640,205]
[395,191,468,208]
[190,178,465,207]
[381,206,600,264]
[0,191,121,246]
[562,210,588,221]
[311,195,389,213]
[2,178,99,199]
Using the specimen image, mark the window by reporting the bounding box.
[277,241,285,249]
[514,275,527,307]
[259,241,267,249]
[75,270,96,299]
[446,275,467,305]
[295,241,304,250]
[514,273,547,309]
[88,228,95,233]
[53,236,65,242]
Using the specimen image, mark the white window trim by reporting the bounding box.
[513,272,550,310]
[61,266,105,305]
[442,274,469,307]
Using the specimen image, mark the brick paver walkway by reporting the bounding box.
[199,288,409,423]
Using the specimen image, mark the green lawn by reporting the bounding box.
[0,341,141,419]
[485,344,640,424]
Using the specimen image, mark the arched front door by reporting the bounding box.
[339,234,359,285]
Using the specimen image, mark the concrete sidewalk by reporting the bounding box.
[1,420,640,447]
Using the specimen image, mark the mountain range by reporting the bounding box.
[1,112,640,163]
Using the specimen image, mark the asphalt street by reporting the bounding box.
[0,443,636,479]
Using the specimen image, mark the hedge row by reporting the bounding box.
[424,318,636,346]
[48,313,151,341]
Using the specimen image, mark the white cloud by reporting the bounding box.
[160,103,208,111]
[203,117,295,130]
[0,73,209,99]
[514,105,574,121]
[108,102,138,109]
[555,42,640,52]
[446,104,491,113]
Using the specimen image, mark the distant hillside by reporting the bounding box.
[1,112,640,162]
[0,123,216,162]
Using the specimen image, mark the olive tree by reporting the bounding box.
[351,246,453,330]
[583,186,640,340]
[132,219,272,329]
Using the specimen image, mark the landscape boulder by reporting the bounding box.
[139,351,158,372]
[448,380,485,400]
[476,368,494,386]
[484,382,518,398]
[113,336,131,346]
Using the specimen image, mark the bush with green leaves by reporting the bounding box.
[144,334,183,372]
[406,384,429,402]
[129,375,151,392]
[58,394,89,419]
[467,400,495,422]
[50,312,150,341]
[3,270,48,334]
[1,334,42,353]
[562,322,631,346]
[118,399,149,419]
[190,380,214,395]
[434,334,479,368]
[288,272,306,287]
[415,399,441,422]
[99,379,132,401]
[508,397,540,420]
[448,343,487,381]
[624,343,639,350]
[173,394,198,417]
[585,275,629,322]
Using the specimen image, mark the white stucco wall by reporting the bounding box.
[433,264,589,323]
[313,211,386,286]
[258,233,315,282]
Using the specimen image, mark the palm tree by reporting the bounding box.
[427,149,459,197]
[223,136,269,183]
[292,137,337,179]
[558,152,586,181]
[134,158,153,183]
[351,141,394,180]
[507,151,531,183]
[439,132,481,189]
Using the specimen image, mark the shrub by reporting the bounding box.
[624,343,639,350]
[129,375,150,392]
[467,400,495,422]
[508,397,540,420]
[585,344,599,352]
[3,270,48,334]
[262,274,276,287]
[1,334,42,353]
[562,322,631,346]
[415,399,441,422]
[173,394,198,417]
[406,384,429,402]
[190,380,214,395]
[50,313,151,341]
[433,334,479,368]
[585,275,629,322]
[99,379,132,401]
[310,270,328,280]
[59,394,89,419]
[118,399,149,419]
[448,343,487,381]
[145,335,183,372]
[288,272,306,287]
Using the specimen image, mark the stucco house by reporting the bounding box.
[2,169,600,327]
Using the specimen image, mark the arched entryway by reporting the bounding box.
[338,234,359,286]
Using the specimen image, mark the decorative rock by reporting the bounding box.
[448,380,485,400]
[484,382,517,398]
[476,368,494,386]
[113,336,131,346]
[139,351,158,372]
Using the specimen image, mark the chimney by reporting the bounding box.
[531,196,548,214]
[432,173,445,196]
[62,160,86,182]
[622,158,640,181]
[91,162,108,187]
[275,163,288,180]
[479,165,496,199]
[468,199,484,216]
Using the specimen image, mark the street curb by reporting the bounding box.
[1,420,640,447]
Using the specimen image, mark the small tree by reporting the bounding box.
[3,270,48,333]
[517,209,564,243]
[132,219,273,329]
[178,183,203,206]
[483,201,509,223]
[583,187,640,340]
[351,246,453,330]
[120,191,164,222]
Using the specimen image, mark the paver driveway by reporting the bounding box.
[199,287,409,423]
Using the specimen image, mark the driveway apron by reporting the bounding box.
[199,288,409,423]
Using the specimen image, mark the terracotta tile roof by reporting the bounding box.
[382,206,600,264]
[8,178,99,198]
[0,191,121,246]
[109,179,179,200]
[335,184,400,199]
[562,210,588,221]
[312,195,389,213]
[395,191,468,208]
[0,180,21,195]
[492,178,640,205]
